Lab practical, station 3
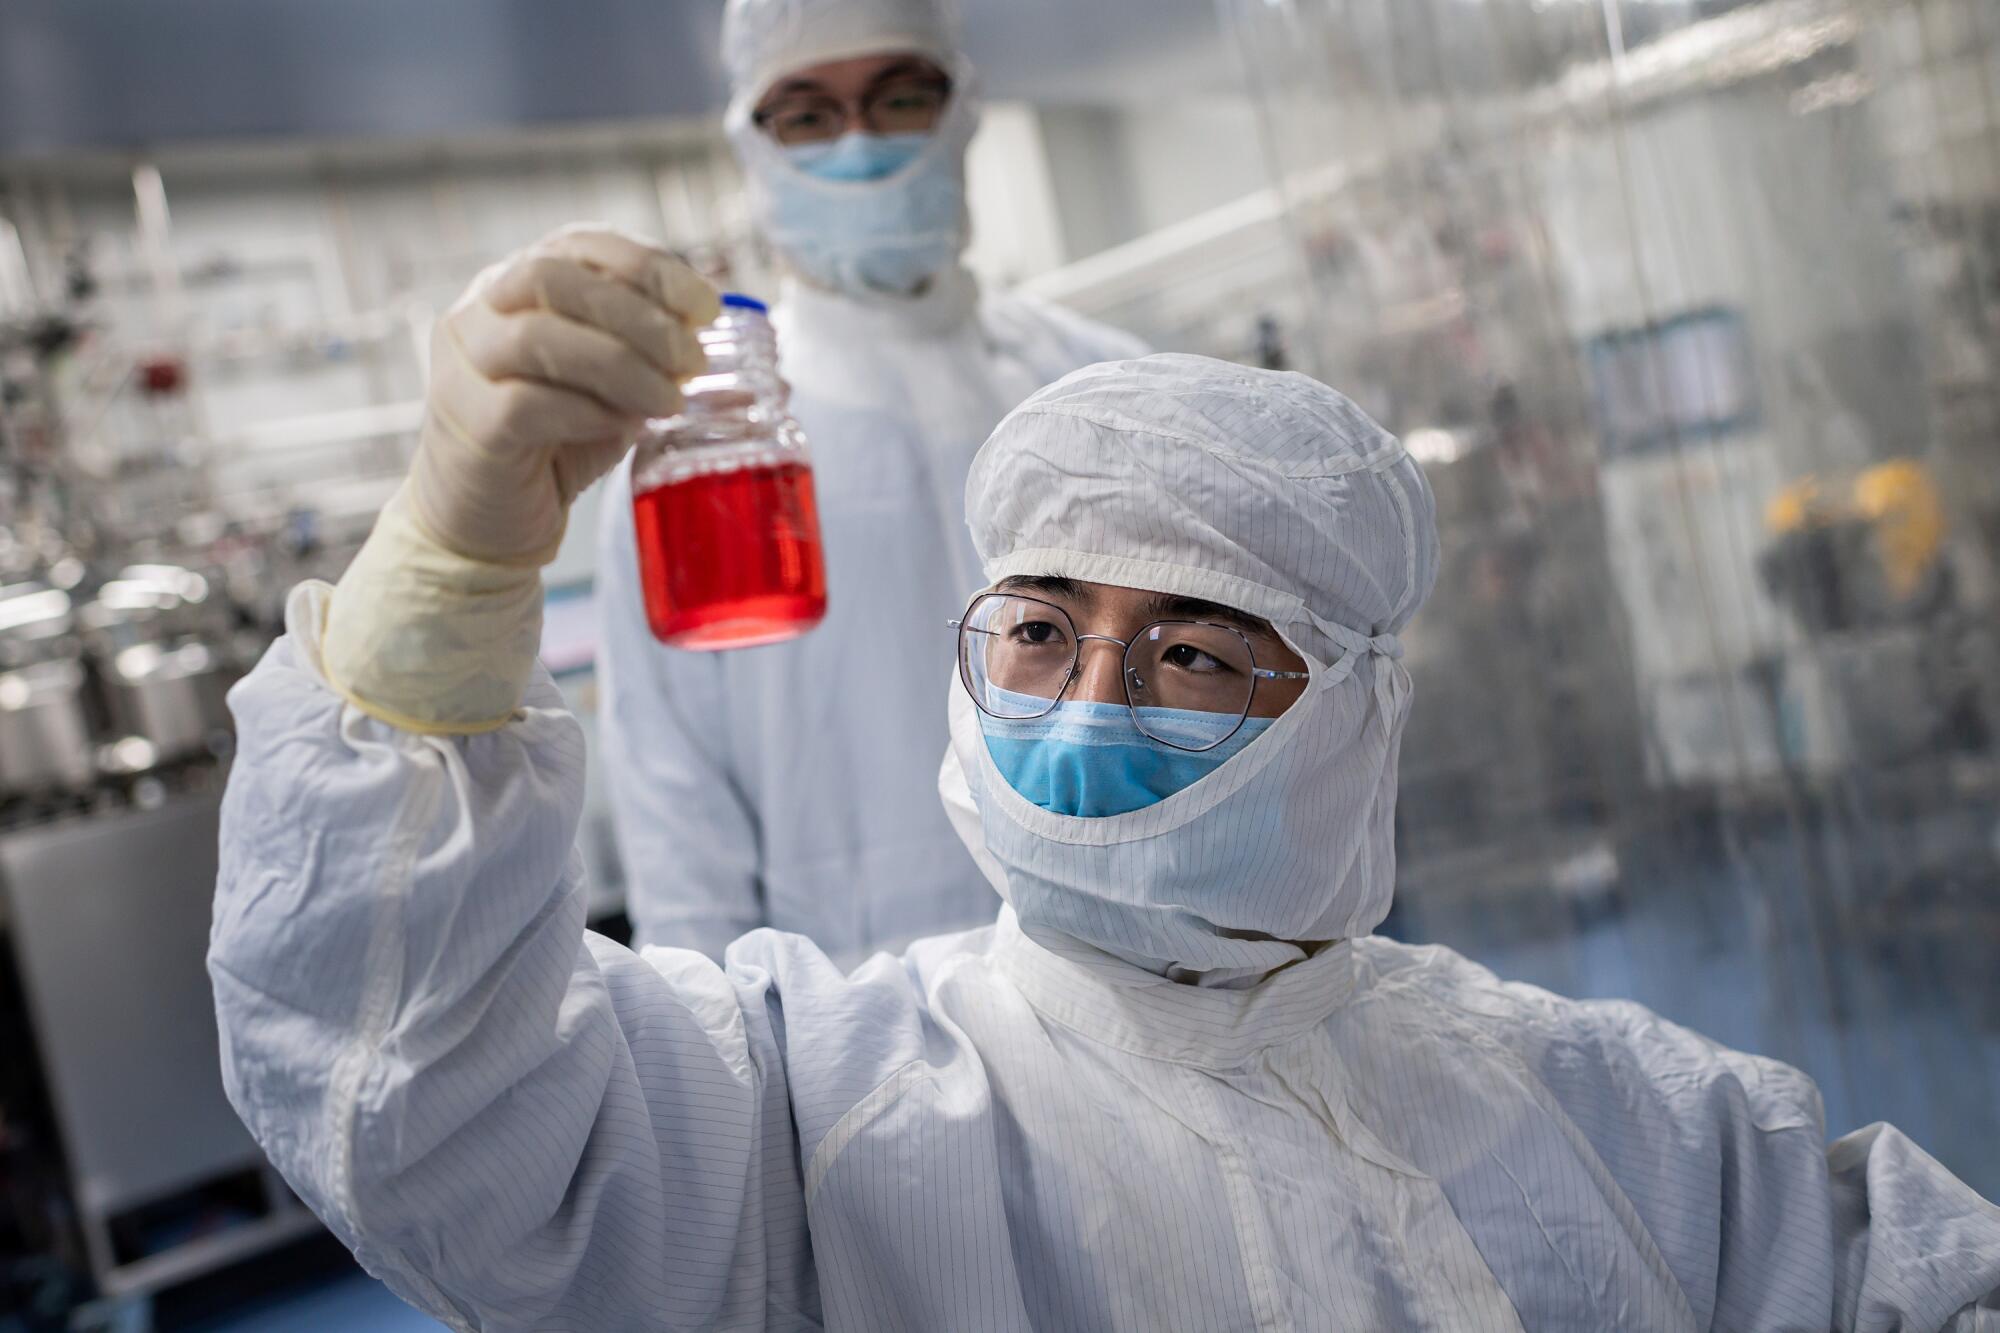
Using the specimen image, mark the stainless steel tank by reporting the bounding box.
[79,566,235,764]
[0,586,97,796]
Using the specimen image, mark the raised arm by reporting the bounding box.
[209,227,819,1327]
[212,592,815,1327]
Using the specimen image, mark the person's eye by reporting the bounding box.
[1008,620,1067,647]
[1163,643,1232,673]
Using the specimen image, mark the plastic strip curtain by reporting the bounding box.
[1217,0,2000,1194]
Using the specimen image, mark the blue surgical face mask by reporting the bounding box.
[750,124,969,297]
[979,695,1276,819]
[782,131,931,182]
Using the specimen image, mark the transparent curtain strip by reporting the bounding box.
[1217,0,2000,1195]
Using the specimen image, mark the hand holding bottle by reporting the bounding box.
[411,225,720,566]
[320,225,719,734]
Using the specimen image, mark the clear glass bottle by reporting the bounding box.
[629,293,827,650]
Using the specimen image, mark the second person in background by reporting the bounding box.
[596,0,1145,963]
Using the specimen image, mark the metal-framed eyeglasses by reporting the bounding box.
[753,74,954,146]
[951,591,1311,753]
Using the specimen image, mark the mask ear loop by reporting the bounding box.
[1305,613,1409,746]
[1320,445,1422,744]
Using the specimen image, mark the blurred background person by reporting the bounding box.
[595,0,1145,965]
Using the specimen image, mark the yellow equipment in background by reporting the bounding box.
[1763,459,1948,629]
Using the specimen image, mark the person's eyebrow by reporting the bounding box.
[996,574,1088,603]
[1139,592,1274,639]
[863,58,950,91]
[758,74,848,105]
[764,59,946,105]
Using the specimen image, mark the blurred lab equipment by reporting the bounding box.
[2,154,737,1322]
[1758,459,1980,769]
[0,242,339,1324]
[629,293,827,650]
[82,566,236,767]
[0,587,95,799]
[1760,461,1951,636]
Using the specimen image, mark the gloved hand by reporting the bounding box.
[410,225,720,564]
[321,225,721,734]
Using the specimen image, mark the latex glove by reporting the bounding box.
[322,226,720,734]
[413,224,719,564]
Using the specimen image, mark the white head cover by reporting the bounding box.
[941,354,1440,984]
[721,0,978,299]
[722,0,961,104]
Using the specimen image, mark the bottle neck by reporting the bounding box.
[630,308,806,493]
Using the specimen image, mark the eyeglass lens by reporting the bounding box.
[957,593,1257,750]
[759,78,951,146]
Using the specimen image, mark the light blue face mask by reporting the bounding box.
[782,131,931,182]
[979,697,1276,819]
[753,127,967,297]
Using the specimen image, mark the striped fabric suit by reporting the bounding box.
[210,584,2000,1331]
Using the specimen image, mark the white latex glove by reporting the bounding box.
[322,225,720,734]
[411,225,719,564]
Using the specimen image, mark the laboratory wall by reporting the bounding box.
[1191,0,1999,1195]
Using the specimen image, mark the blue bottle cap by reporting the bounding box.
[720,292,769,314]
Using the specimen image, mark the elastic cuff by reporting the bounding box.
[320,485,546,735]
[320,654,521,737]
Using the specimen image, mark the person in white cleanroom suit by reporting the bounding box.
[594,0,1144,963]
[211,231,2000,1331]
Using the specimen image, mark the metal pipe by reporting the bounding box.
[130,161,184,331]
[0,214,35,315]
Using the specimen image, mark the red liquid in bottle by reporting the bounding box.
[633,460,828,650]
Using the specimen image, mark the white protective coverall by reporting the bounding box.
[212,356,2000,1331]
[597,0,1144,962]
